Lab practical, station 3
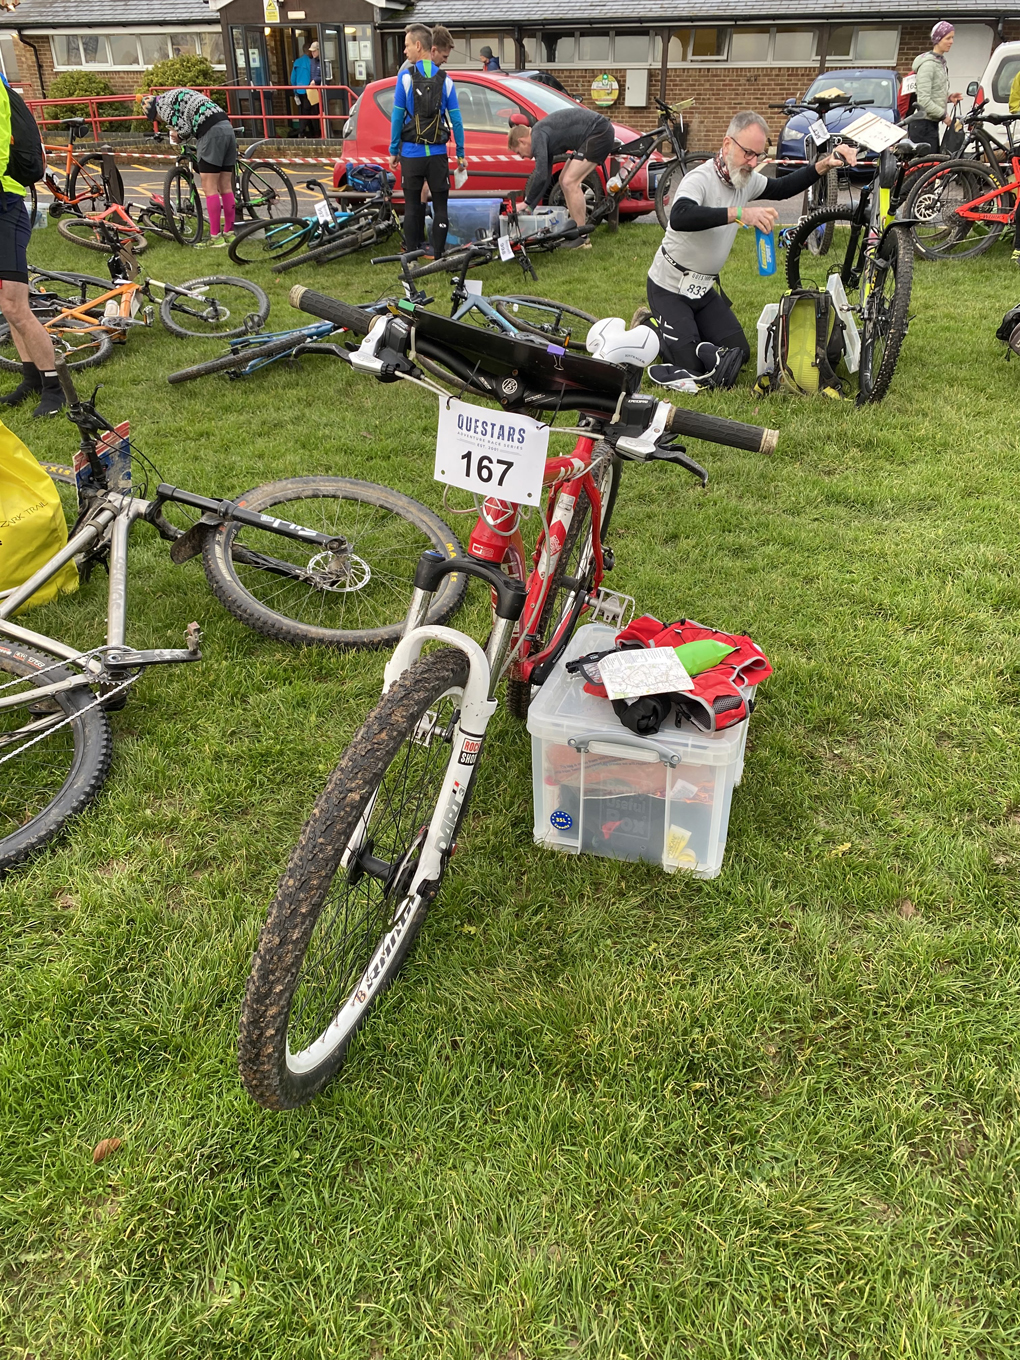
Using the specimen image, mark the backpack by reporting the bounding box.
[1,74,45,187]
[402,65,449,145]
[346,162,394,193]
[997,302,1020,359]
[754,288,847,398]
[897,73,917,121]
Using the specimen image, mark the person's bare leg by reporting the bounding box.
[0,281,65,416]
[558,158,597,230]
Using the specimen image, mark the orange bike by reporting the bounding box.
[28,118,124,222]
[56,201,148,255]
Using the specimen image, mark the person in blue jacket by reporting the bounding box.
[290,40,320,137]
[389,24,466,256]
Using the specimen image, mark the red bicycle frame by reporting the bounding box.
[466,433,605,686]
[958,152,1020,223]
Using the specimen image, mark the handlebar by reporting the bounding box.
[665,407,777,455]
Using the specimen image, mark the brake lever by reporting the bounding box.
[647,443,709,487]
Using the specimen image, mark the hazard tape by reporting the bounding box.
[103,150,339,165]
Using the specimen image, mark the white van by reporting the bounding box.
[968,39,1020,119]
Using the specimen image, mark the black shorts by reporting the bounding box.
[0,193,30,284]
[195,118,237,174]
[580,123,615,166]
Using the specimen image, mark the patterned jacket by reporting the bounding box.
[152,87,224,139]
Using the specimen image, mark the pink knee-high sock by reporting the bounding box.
[206,193,222,236]
[222,192,236,234]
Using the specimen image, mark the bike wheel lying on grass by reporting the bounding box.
[67,155,124,213]
[492,295,597,351]
[201,475,467,648]
[0,316,113,371]
[0,642,113,874]
[229,217,311,266]
[56,217,148,255]
[159,276,270,340]
[274,220,396,273]
[239,646,471,1109]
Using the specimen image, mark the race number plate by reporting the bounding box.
[314,199,333,224]
[435,397,548,504]
[807,117,828,147]
[497,234,515,262]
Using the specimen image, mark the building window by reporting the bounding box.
[542,33,575,64]
[577,32,610,64]
[852,28,899,63]
[729,28,771,63]
[49,30,226,70]
[614,32,651,64]
[0,32,19,82]
[690,29,728,60]
[773,29,816,63]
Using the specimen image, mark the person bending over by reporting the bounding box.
[389,24,465,257]
[508,107,615,248]
[141,88,238,248]
[643,110,855,392]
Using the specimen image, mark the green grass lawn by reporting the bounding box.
[2,214,1020,1359]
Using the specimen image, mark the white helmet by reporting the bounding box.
[585,316,659,369]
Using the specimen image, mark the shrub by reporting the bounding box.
[137,56,226,110]
[45,70,132,132]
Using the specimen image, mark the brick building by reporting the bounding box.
[0,0,225,102]
[379,0,1020,150]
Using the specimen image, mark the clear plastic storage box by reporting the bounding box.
[444,197,502,245]
[526,624,751,879]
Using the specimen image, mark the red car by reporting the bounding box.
[335,71,659,216]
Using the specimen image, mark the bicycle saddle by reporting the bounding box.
[894,139,929,159]
[585,317,659,369]
[63,118,89,135]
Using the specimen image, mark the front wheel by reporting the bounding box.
[228,216,311,266]
[162,166,204,246]
[857,226,912,405]
[201,475,467,648]
[0,642,113,873]
[902,159,1011,260]
[784,206,859,291]
[0,316,114,372]
[654,156,710,230]
[491,295,597,352]
[159,275,270,339]
[240,161,298,220]
[506,443,620,719]
[56,216,147,255]
[238,647,472,1108]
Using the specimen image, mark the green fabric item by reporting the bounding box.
[674,638,735,675]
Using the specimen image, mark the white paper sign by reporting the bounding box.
[497,233,514,262]
[314,198,333,224]
[355,61,367,81]
[840,112,908,153]
[435,398,548,504]
[598,647,694,702]
[806,117,828,147]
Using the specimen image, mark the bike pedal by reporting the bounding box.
[142,305,154,326]
[589,587,635,628]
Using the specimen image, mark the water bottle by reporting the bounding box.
[755,226,776,276]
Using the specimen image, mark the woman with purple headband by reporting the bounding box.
[908,22,963,152]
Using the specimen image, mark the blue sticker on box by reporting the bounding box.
[550,809,573,830]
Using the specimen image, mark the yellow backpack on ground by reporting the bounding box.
[0,420,78,612]
[755,288,847,399]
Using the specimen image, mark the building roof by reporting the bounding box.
[387,0,1004,23]
[0,0,214,26]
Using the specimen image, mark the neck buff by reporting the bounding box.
[713,150,733,186]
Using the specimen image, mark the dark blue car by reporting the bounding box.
[776,68,900,173]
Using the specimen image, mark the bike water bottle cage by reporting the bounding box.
[585,317,660,370]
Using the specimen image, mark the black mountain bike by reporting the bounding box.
[784,138,925,403]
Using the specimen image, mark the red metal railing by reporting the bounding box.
[25,84,358,143]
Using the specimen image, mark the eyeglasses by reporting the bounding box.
[728,136,768,163]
